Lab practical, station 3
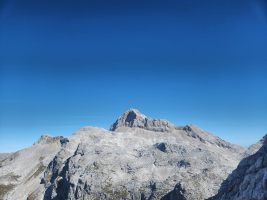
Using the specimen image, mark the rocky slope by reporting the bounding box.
[243,134,267,156]
[0,136,67,200]
[0,154,11,163]
[209,134,267,200]
[0,109,247,200]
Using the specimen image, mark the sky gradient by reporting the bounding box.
[1,0,267,152]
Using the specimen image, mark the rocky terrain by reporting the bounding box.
[209,134,267,200]
[0,109,255,200]
[0,136,67,200]
[0,154,11,163]
[243,134,267,157]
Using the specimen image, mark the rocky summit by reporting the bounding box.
[110,109,176,132]
[0,109,261,200]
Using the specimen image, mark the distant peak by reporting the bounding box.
[34,135,69,146]
[35,135,53,144]
[110,108,175,132]
[121,108,147,121]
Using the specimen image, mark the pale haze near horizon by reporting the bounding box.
[0,0,267,152]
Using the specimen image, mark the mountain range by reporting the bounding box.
[0,109,265,200]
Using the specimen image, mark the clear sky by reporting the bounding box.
[0,0,267,152]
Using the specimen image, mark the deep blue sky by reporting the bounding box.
[0,0,267,152]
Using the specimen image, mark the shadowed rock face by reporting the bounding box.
[0,109,249,200]
[161,183,186,200]
[209,134,267,200]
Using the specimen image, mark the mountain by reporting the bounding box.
[0,136,68,200]
[209,134,267,200]
[0,109,246,200]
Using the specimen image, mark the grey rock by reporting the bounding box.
[41,110,245,200]
[209,133,267,200]
[0,109,249,200]
[110,109,176,132]
[0,153,11,162]
[0,135,66,200]
[34,135,69,146]
[243,134,267,157]
[161,183,186,200]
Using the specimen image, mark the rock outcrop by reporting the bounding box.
[34,135,69,146]
[210,134,267,200]
[110,109,176,132]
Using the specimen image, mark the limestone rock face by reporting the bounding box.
[0,135,67,200]
[110,109,176,132]
[209,134,267,200]
[0,109,248,200]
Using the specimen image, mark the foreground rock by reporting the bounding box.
[209,134,267,200]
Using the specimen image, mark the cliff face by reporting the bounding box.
[210,134,267,200]
[0,109,247,200]
[110,109,176,132]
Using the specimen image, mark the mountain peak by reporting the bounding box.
[120,108,147,121]
[110,108,175,132]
